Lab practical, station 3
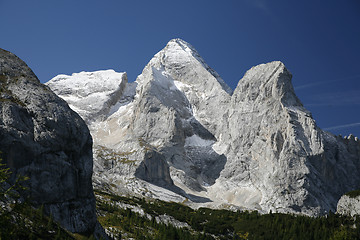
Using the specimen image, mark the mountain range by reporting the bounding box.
[46,39,360,216]
[1,38,360,238]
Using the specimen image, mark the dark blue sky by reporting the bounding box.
[1,0,359,137]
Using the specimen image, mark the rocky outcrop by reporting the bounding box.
[337,192,360,216]
[47,39,360,216]
[135,149,173,186]
[0,48,100,235]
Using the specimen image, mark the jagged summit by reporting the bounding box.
[47,40,360,217]
[233,61,304,109]
[145,38,233,95]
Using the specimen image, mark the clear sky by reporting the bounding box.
[1,0,359,137]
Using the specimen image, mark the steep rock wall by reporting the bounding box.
[0,48,99,234]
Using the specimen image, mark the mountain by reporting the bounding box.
[46,39,360,216]
[0,48,105,238]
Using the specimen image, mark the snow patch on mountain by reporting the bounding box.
[47,70,128,123]
[185,135,214,147]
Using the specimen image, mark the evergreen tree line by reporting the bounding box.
[96,190,360,240]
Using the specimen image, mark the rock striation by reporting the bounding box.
[0,48,101,235]
[210,62,360,215]
[47,39,360,216]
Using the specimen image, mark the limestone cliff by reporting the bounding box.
[0,48,102,235]
[211,61,360,215]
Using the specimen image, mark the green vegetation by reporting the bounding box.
[95,191,187,239]
[95,190,360,240]
[0,202,75,240]
[0,156,76,239]
[1,152,360,239]
[138,137,158,152]
[345,190,360,198]
[0,74,7,82]
[96,146,136,166]
[96,190,209,239]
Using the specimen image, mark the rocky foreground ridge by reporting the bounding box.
[47,39,360,216]
[0,48,105,237]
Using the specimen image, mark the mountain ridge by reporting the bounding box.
[46,39,360,216]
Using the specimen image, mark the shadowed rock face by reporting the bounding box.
[0,48,97,233]
[135,150,173,186]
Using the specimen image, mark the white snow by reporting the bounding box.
[166,39,233,95]
[151,67,176,90]
[184,134,214,147]
[286,106,308,115]
[173,80,191,92]
[49,69,126,96]
[46,69,127,123]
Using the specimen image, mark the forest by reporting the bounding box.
[96,190,360,240]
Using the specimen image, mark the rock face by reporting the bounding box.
[0,48,98,233]
[210,62,360,215]
[47,39,360,216]
[337,193,360,216]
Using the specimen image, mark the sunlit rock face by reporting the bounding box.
[212,61,360,215]
[47,39,360,216]
[337,193,360,216]
[0,48,98,234]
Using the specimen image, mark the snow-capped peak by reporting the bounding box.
[46,69,128,123]
[145,38,233,95]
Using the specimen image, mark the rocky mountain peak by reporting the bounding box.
[143,38,233,95]
[47,40,360,217]
[233,61,302,108]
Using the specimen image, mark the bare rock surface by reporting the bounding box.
[337,193,360,216]
[47,39,360,216]
[210,61,360,215]
[0,48,101,235]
